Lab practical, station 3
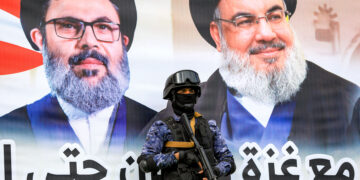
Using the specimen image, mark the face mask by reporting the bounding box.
[172,93,197,119]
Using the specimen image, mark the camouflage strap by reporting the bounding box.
[164,141,194,148]
[194,112,202,118]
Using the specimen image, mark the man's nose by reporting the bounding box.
[254,18,276,42]
[77,26,99,50]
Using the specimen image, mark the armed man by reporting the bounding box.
[137,70,235,180]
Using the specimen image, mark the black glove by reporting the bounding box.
[138,160,150,172]
[137,155,159,173]
[213,166,221,177]
[178,149,199,166]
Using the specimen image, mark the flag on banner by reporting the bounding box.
[0,0,42,75]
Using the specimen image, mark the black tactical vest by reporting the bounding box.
[161,115,217,180]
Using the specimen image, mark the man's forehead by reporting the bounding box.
[218,0,285,14]
[46,0,120,23]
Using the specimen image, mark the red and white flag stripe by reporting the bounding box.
[0,0,42,75]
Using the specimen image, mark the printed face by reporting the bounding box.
[30,0,131,112]
[211,0,294,73]
[33,0,129,86]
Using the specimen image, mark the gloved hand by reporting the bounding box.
[213,166,221,177]
[138,160,150,172]
[178,149,200,166]
[137,155,159,173]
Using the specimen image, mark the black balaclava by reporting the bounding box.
[171,90,197,119]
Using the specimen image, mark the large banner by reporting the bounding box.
[1,0,360,179]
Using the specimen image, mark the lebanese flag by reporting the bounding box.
[0,0,42,75]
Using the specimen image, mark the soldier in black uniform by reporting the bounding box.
[137,70,235,180]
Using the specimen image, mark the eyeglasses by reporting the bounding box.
[42,18,121,42]
[214,9,291,30]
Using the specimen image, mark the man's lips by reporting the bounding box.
[72,58,105,70]
[251,47,283,55]
[78,58,104,65]
[250,47,285,60]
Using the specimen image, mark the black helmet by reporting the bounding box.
[163,70,201,100]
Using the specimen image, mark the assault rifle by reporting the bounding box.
[180,113,217,180]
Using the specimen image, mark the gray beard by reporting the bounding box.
[219,37,307,104]
[42,44,130,114]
